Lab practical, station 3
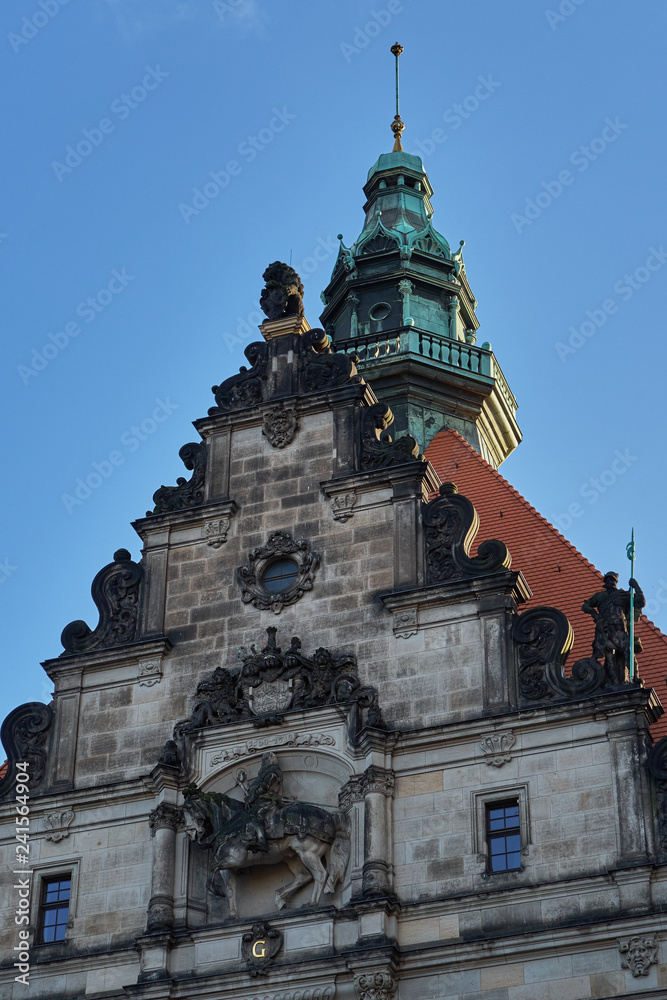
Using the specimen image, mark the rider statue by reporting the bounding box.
[581,572,645,684]
[241,752,284,853]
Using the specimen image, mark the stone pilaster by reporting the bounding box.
[147,803,182,932]
[360,766,395,897]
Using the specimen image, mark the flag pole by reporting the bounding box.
[626,528,635,681]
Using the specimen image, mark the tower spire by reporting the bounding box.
[390,43,404,151]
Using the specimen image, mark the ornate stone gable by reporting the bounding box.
[0,702,52,799]
[177,627,384,736]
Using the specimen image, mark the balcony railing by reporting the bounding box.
[336,328,517,415]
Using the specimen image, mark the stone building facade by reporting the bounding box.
[2,143,667,1000]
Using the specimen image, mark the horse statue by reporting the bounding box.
[182,755,350,919]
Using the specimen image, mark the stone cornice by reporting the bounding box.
[41,636,172,680]
[132,498,238,539]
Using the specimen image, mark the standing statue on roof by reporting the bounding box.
[581,572,645,685]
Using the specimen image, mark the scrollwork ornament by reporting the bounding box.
[480,731,516,767]
[210,342,268,414]
[423,482,510,584]
[148,442,206,516]
[44,809,75,842]
[360,402,420,471]
[0,702,52,799]
[354,971,397,1000]
[513,606,606,703]
[60,549,142,655]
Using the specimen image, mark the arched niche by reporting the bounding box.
[187,749,353,924]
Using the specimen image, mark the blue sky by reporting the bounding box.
[2,0,666,722]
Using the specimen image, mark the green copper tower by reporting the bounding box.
[319,45,520,468]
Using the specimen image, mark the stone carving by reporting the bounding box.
[354,971,397,1000]
[241,920,283,976]
[513,606,610,703]
[157,739,180,768]
[149,802,183,834]
[183,761,351,918]
[248,988,333,1000]
[210,341,268,414]
[210,732,335,766]
[330,491,357,522]
[262,403,298,448]
[619,935,658,977]
[582,573,645,684]
[480,732,516,767]
[138,658,162,687]
[300,328,360,393]
[147,442,206,516]
[60,549,142,655]
[360,765,395,796]
[0,702,52,799]
[204,516,232,547]
[44,809,75,842]
[391,607,418,639]
[177,627,384,734]
[423,483,510,584]
[360,402,420,471]
[237,530,320,614]
[260,261,304,321]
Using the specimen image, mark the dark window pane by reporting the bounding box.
[43,910,57,926]
[263,559,298,592]
[42,925,56,943]
[506,834,521,851]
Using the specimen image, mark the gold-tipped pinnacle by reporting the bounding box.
[390,43,404,150]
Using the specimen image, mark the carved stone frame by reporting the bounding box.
[237,531,320,614]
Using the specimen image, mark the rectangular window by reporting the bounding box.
[486,800,521,873]
[38,875,71,943]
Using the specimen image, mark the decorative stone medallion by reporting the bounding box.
[138,658,162,687]
[204,516,232,548]
[391,607,418,639]
[249,679,293,715]
[619,936,658,977]
[479,731,516,767]
[262,403,298,449]
[241,920,283,976]
[330,491,357,522]
[44,809,75,842]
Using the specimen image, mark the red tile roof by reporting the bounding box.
[424,429,667,735]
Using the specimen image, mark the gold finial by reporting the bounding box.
[390,43,404,151]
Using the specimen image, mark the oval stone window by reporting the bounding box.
[262,558,299,592]
[369,301,391,322]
